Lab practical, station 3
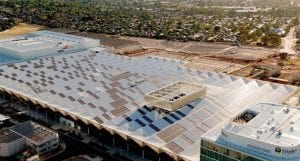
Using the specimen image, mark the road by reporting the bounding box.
[280,27,297,55]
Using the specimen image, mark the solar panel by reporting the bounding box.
[0,46,296,161]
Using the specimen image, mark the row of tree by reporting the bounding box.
[0,13,18,31]
[0,0,297,46]
[296,27,300,45]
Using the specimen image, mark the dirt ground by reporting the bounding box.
[0,23,44,38]
[124,36,231,53]
[229,65,255,77]
[145,49,244,72]
[280,58,300,79]
[126,36,273,52]
[124,36,276,64]
[184,57,243,73]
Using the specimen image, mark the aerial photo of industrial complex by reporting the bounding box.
[0,0,300,161]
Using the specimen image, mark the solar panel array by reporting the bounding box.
[0,129,23,143]
[0,47,296,161]
[10,121,57,143]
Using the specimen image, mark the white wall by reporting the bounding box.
[0,138,26,157]
[222,129,300,160]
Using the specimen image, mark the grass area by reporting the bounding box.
[230,66,254,77]
[296,45,300,51]
[279,58,300,80]
[278,72,291,79]
[0,23,45,38]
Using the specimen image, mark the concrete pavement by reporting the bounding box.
[280,27,298,55]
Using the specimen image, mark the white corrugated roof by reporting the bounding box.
[203,103,300,161]
[0,46,296,161]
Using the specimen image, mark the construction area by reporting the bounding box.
[120,31,300,86]
[112,36,277,74]
[124,37,276,60]
[40,31,274,74]
[0,31,297,160]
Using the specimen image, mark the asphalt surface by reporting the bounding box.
[280,27,297,55]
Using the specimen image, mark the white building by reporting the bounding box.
[0,129,26,157]
[201,103,300,161]
[0,121,59,157]
[0,31,99,59]
[10,121,59,154]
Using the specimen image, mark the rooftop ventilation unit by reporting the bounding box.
[277,129,282,136]
[145,81,206,112]
[283,107,290,114]
[233,109,259,125]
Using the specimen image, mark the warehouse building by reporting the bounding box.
[10,121,59,154]
[0,121,59,157]
[201,103,300,161]
[0,31,99,60]
[0,129,25,157]
[0,31,297,161]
